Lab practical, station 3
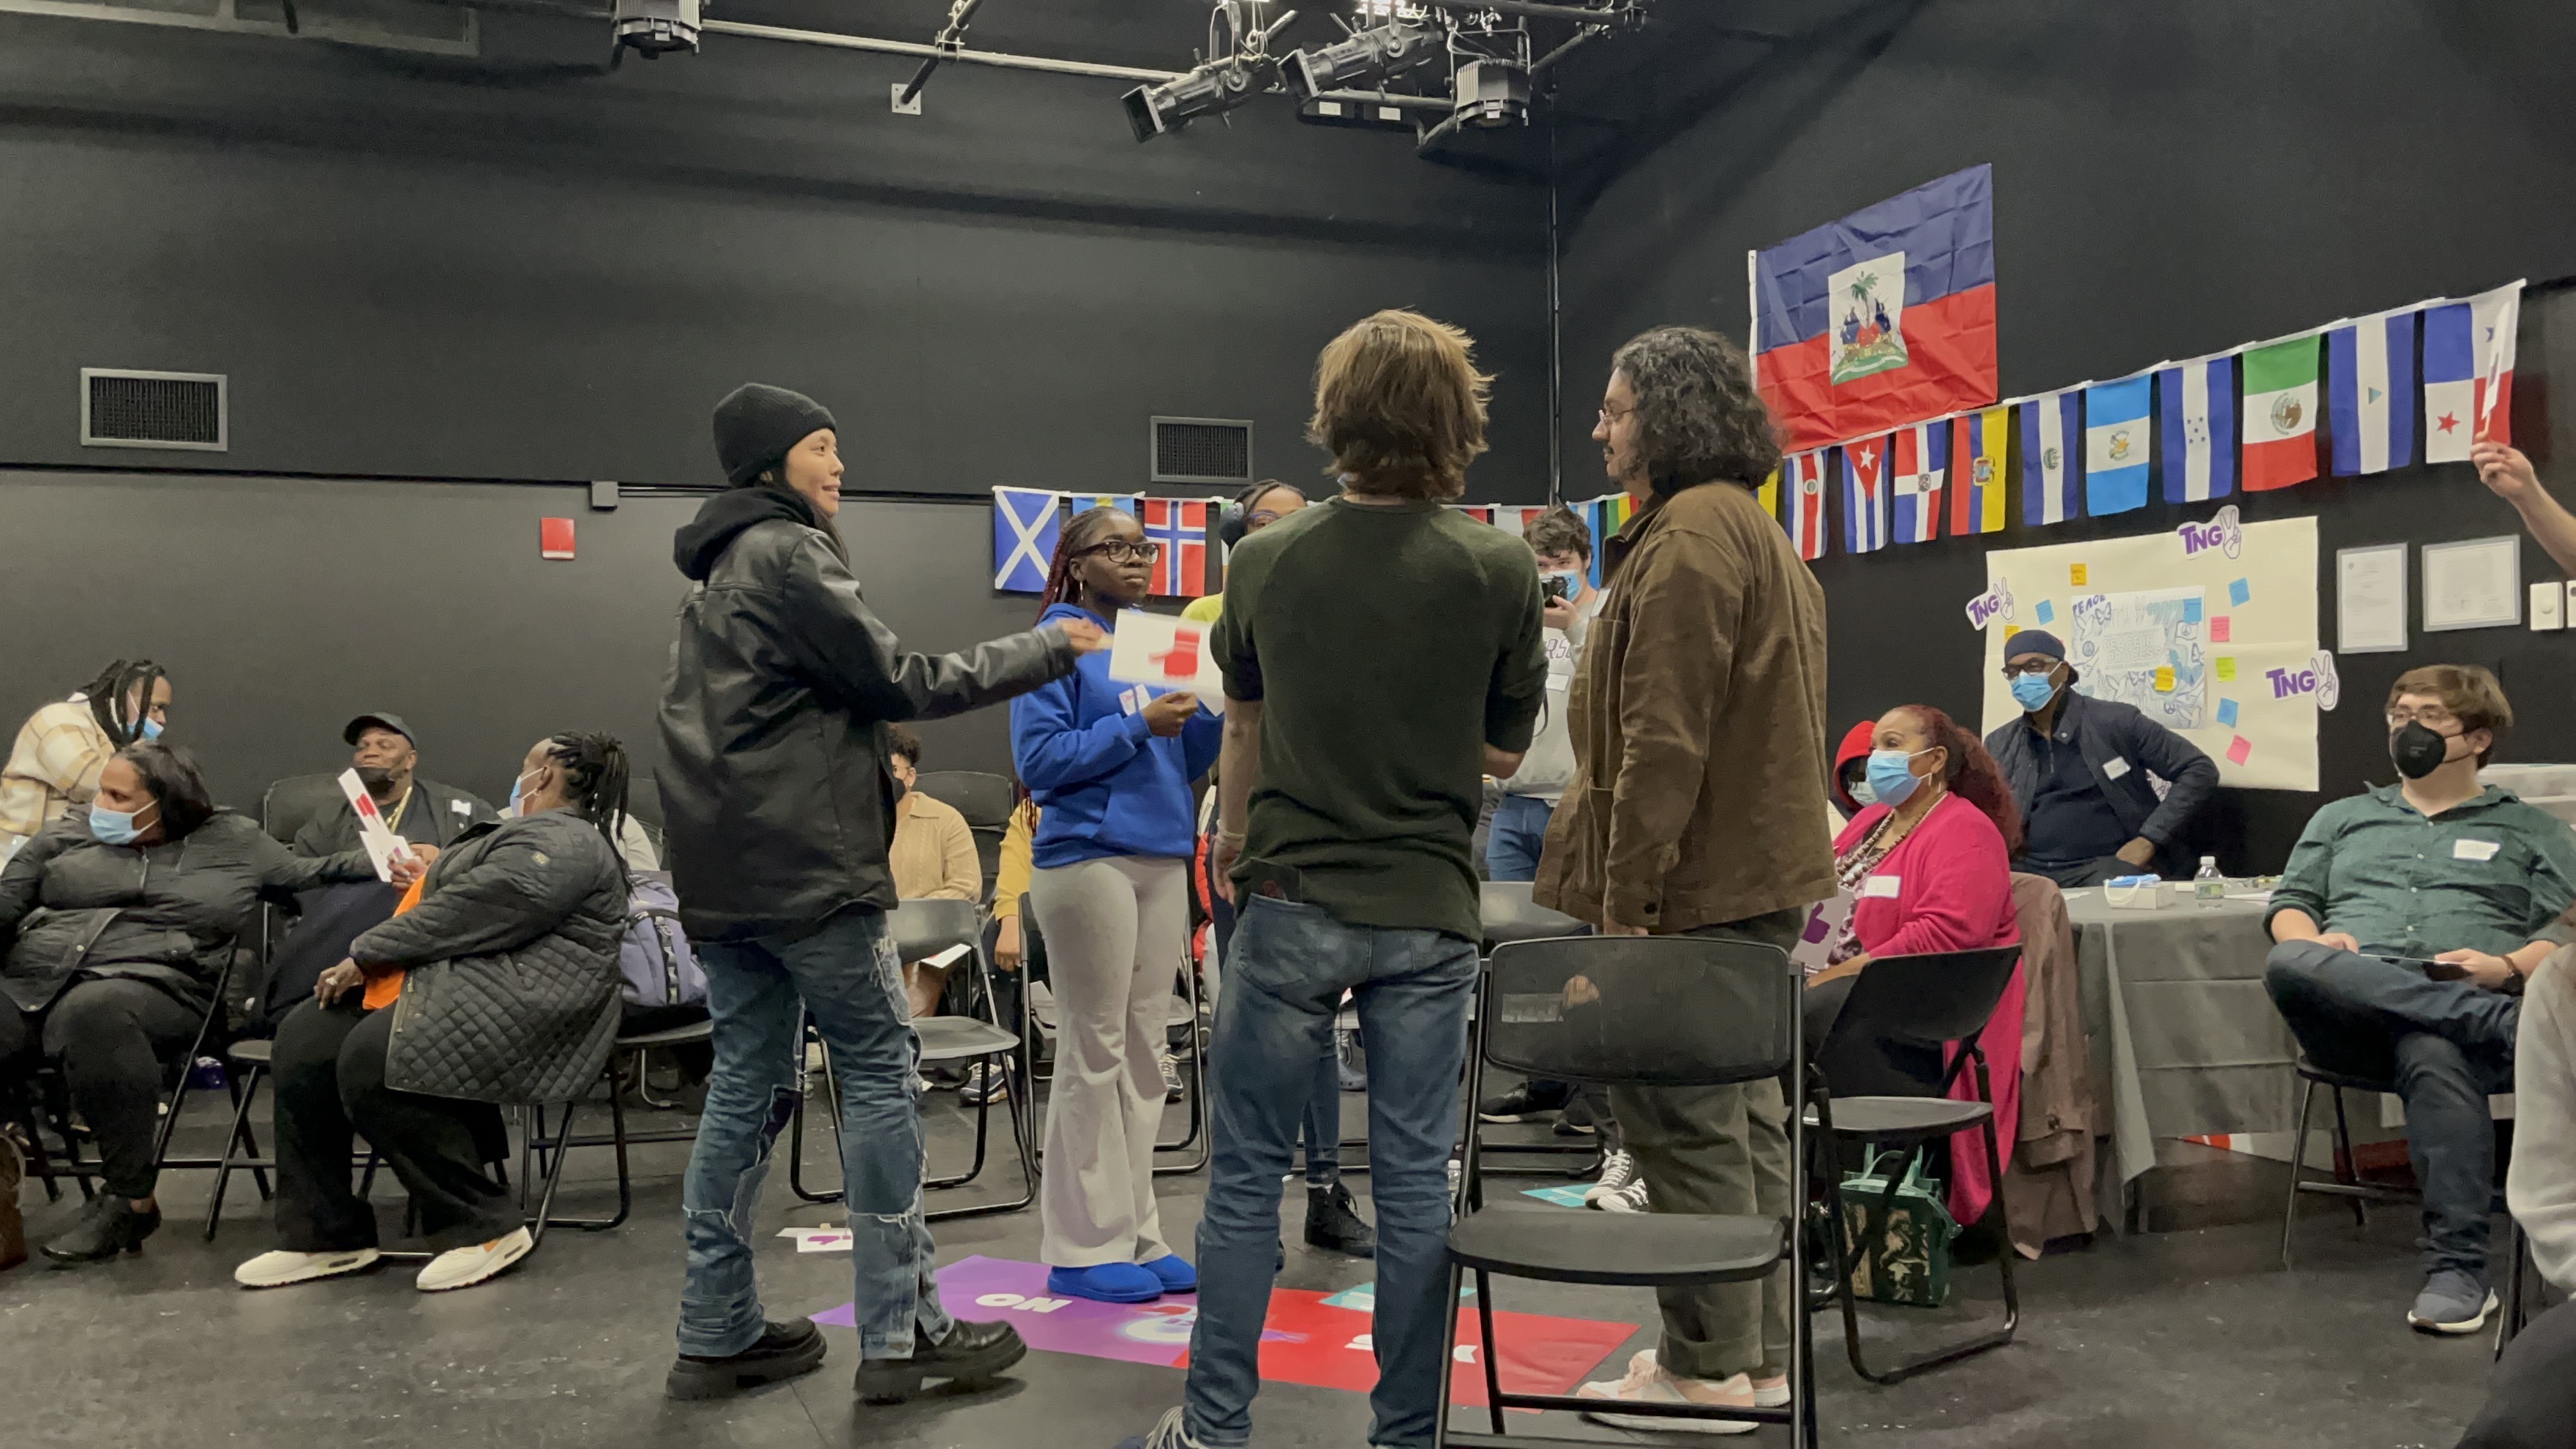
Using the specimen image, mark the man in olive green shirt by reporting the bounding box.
[2264,665,2576,1338]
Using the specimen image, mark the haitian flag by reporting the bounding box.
[993,487,1062,593]
[2021,390,2082,526]
[1841,437,1889,555]
[2081,375,2152,517]
[1751,164,1999,452]
[2156,356,2236,503]
[2326,309,2417,476]
[1889,422,1946,544]
[1142,497,1209,598]
[1948,405,2010,536]
[2424,280,2522,463]
[1784,451,1828,562]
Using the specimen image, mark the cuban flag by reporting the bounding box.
[2081,375,2152,516]
[1141,498,1210,598]
[2425,280,2522,463]
[2157,356,2236,503]
[1889,422,1946,544]
[2021,389,2083,526]
[2326,310,2418,476]
[1751,165,1999,452]
[1784,451,1827,562]
[1947,405,2009,535]
[992,487,1061,593]
[1841,435,1890,554]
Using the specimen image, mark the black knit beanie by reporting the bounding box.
[712,383,837,488]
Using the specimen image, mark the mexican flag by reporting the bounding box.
[2240,335,2321,491]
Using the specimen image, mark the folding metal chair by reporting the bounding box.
[2278,1054,2419,1269]
[24,955,260,1202]
[527,1018,715,1232]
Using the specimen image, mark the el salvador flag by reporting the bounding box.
[2021,390,2083,526]
[2081,376,2152,516]
[2157,356,2236,503]
[2329,310,2417,476]
[992,487,1061,593]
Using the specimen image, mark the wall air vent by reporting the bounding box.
[1151,416,1253,484]
[82,370,228,452]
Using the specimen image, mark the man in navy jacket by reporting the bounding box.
[1983,628,2218,886]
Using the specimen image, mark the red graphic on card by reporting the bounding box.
[1150,626,1203,681]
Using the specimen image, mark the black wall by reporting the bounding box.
[1554,0,2576,871]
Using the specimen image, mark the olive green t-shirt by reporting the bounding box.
[1212,497,1548,941]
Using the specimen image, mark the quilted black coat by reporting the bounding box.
[351,809,625,1105]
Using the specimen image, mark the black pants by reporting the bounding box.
[0,978,202,1199]
[2461,1299,2576,1448]
[270,997,518,1253]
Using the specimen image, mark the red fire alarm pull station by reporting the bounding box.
[540,517,576,560]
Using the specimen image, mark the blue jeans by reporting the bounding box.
[2264,939,2516,1278]
[1211,886,1342,1187]
[676,907,954,1360]
[1483,793,1553,883]
[1185,896,1478,1449]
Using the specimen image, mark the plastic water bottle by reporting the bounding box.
[2193,855,2225,909]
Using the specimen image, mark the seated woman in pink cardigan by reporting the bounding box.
[1810,703,2025,1227]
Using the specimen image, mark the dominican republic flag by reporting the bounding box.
[2157,356,2236,503]
[1890,422,1947,544]
[993,487,1062,593]
[2327,310,2418,476]
[1751,165,1999,452]
[2021,390,2082,526]
[1948,406,2009,535]
[2240,334,2321,491]
[1142,497,1209,598]
[1842,435,1890,554]
[1784,451,1828,561]
[2082,375,2152,517]
[2425,280,2523,463]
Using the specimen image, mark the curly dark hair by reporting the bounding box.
[112,740,216,839]
[1890,705,2023,857]
[886,724,924,768]
[1521,504,1593,564]
[1609,326,1783,495]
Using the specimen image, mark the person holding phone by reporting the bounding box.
[1013,506,1222,1304]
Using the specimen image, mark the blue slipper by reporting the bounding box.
[1138,1254,1197,1293]
[1047,1262,1164,1303]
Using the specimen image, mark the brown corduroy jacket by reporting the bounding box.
[1534,479,1835,932]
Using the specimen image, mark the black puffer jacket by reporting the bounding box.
[658,487,1077,941]
[351,810,626,1105]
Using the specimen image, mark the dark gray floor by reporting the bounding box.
[6,1085,2500,1448]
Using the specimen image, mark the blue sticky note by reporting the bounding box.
[2183,597,2204,623]
[2217,697,2240,727]
[2228,578,2251,607]
[2034,599,2056,625]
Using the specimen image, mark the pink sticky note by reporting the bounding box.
[2209,615,2232,643]
[2226,735,2253,765]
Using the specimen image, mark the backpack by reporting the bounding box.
[618,871,705,1008]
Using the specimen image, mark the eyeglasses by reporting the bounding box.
[2386,706,2458,729]
[2000,659,2059,679]
[1596,404,1635,427]
[1078,541,1161,564]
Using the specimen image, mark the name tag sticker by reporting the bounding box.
[2103,757,2133,780]
[1863,875,1902,899]
[2454,839,2501,862]
[452,799,470,816]
[1546,675,1570,692]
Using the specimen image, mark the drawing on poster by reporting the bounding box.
[2067,587,2208,730]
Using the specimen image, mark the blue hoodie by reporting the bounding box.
[1011,603,1224,869]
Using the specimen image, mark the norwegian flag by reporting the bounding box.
[1783,450,1827,562]
[1889,422,1947,544]
[1142,498,1209,598]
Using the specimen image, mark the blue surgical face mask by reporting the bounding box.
[507,767,543,819]
[137,716,164,741]
[2010,670,2061,713]
[1865,749,1929,809]
[89,801,157,846]
[1846,776,1876,807]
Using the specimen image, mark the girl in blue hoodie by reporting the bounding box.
[1011,506,1222,1303]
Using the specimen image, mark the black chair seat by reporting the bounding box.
[228,1038,274,1068]
[617,1022,714,1051]
[1448,1202,1785,1287]
[2295,1055,2396,1095]
[916,1016,1018,1065]
[1806,1096,1991,1138]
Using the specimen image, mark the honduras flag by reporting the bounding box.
[1841,436,1890,554]
[2021,390,2082,526]
[2157,356,2236,503]
[992,487,1061,593]
[2327,310,2418,476]
[1889,422,1946,544]
[2081,376,2152,516]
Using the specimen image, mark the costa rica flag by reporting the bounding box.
[1751,165,1999,452]
[1783,450,1827,562]
[1141,498,1209,598]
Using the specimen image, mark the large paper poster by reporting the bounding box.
[1980,510,2321,791]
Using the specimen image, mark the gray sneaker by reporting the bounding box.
[2407,1269,2498,1335]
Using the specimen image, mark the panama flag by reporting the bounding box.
[1141,497,1210,598]
[2241,335,2321,490]
[1751,165,1999,452]
[2326,310,2418,476]
[2082,375,2153,516]
[2425,280,2523,463]
[1842,435,1891,554]
[2156,356,2236,503]
[1889,422,1947,544]
[2020,390,2082,526]
[993,487,1062,593]
[1947,405,2009,535]
[1784,451,1827,561]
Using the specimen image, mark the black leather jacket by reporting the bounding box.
[657,488,1076,941]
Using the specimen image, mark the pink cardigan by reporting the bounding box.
[1832,793,2023,1224]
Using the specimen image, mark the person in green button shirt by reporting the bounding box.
[2264,664,2576,1338]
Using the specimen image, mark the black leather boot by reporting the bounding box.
[1304,1180,1377,1259]
[43,1194,160,1265]
[855,1319,1027,1404]
[665,1318,828,1400]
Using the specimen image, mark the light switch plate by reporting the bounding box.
[2533,580,2566,631]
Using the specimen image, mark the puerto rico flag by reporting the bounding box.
[1890,422,1946,544]
[1784,451,1827,561]
[1751,164,1999,452]
[2425,280,2522,463]
[2327,310,2418,476]
[1841,436,1890,554]
[1141,498,1209,598]
[2021,390,2082,526]
[1948,406,2009,535]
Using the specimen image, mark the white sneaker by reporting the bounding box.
[1583,1148,1639,1208]
[234,1246,380,1289]
[1598,1176,1650,1213]
[1622,1351,1789,1408]
[416,1226,533,1292]
[1576,1349,1759,1434]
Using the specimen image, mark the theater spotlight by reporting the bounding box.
[1284,18,1444,103]
[612,0,700,59]
[1453,58,1530,127]
[1123,2,1298,142]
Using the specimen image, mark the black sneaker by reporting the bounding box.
[855,1318,1027,1404]
[1554,1095,1600,1137]
[665,1318,828,1400]
[42,1194,160,1265]
[1478,1081,1571,1123]
[1305,1180,1377,1259]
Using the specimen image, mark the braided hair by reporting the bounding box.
[542,731,632,856]
[80,659,166,748]
[1033,506,1133,621]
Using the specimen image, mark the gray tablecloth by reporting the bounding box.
[2063,888,2296,1185]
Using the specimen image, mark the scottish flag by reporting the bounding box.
[993,487,1061,593]
[2081,375,2152,516]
